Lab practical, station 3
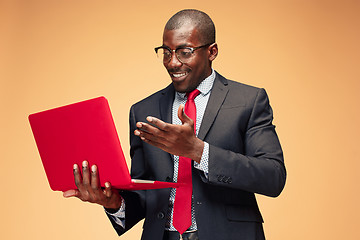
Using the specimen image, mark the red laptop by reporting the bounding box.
[29,96,180,191]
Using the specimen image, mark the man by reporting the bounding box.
[64,9,286,240]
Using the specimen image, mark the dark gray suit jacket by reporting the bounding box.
[107,72,286,240]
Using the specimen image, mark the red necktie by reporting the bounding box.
[173,89,200,234]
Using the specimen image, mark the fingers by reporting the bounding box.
[136,116,168,133]
[177,104,192,125]
[74,161,98,189]
[146,116,168,130]
[136,122,161,136]
[134,113,195,155]
[63,189,79,198]
[73,163,84,191]
[90,165,100,189]
[71,161,104,202]
[83,162,100,200]
[103,182,112,198]
[81,161,90,187]
[65,161,123,209]
[135,118,169,143]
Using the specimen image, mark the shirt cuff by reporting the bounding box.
[105,197,126,228]
[194,141,209,177]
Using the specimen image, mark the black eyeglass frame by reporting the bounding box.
[154,43,213,63]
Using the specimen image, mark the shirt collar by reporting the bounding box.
[176,69,216,99]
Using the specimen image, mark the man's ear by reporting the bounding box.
[208,43,218,62]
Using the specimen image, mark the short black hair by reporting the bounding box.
[164,9,216,45]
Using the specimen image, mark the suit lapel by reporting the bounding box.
[157,73,228,154]
[158,84,175,171]
[198,73,229,140]
[159,84,175,124]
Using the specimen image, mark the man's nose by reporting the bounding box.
[166,52,182,68]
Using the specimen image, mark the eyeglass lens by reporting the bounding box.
[157,48,194,63]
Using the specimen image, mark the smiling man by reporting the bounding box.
[64,9,286,240]
[158,20,216,94]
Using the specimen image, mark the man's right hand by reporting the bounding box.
[63,160,123,210]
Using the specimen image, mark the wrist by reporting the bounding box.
[104,207,120,214]
[104,194,123,210]
[192,138,204,163]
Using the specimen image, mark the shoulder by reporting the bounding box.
[215,72,268,106]
[131,84,173,109]
[217,72,261,92]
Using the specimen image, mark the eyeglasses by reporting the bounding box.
[154,43,212,64]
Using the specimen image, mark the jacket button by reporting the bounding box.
[157,212,165,219]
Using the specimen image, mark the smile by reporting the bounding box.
[172,72,187,78]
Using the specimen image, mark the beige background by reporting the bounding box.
[1,0,359,239]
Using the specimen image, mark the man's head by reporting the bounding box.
[165,9,216,45]
[159,9,218,93]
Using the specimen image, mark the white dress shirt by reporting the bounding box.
[107,70,216,230]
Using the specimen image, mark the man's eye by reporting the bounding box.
[163,51,171,58]
[178,49,192,58]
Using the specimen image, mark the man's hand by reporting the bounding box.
[63,160,123,210]
[134,105,204,163]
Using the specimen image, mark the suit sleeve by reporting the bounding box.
[105,106,147,236]
[206,88,286,197]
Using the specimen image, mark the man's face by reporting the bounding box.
[162,24,213,93]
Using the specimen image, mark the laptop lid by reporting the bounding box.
[29,97,179,192]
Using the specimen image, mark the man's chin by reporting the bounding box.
[172,81,199,93]
[172,83,187,93]
[171,76,187,93]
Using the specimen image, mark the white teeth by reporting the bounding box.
[173,72,186,78]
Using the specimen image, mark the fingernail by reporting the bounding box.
[73,164,78,170]
[147,117,152,122]
[137,122,142,127]
[91,165,97,172]
[134,130,140,136]
[105,182,110,188]
[82,161,88,168]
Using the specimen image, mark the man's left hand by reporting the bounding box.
[134,105,204,163]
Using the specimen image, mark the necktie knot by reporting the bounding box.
[186,89,200,101]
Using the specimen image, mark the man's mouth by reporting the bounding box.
[170,71,189,81]
[172,72,187,78]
